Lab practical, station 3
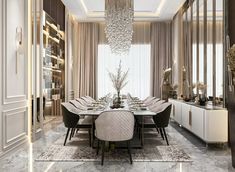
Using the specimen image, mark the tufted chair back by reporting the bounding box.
[95,110,135,142]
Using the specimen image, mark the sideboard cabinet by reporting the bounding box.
[169,99,228,143]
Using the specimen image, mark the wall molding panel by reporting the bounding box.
[0,0,29,157]
[2,107,28,150]
[2,0,27,105]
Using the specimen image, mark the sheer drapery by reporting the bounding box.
[98,22,151,99]
[72,22,99,98]
[150,22,173,97]
[192,21,223,97]
[97,44,151,99]
[209,21,223,97]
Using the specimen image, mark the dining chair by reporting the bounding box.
[61,102,92,146]
[152,102,172,145]
[95,110,135,165]
[76,97,92,106]
[142,96,153,103]
[135,100,168,140]
[148,100,165,111]
[144,97,157,106]
[81,96,94,104]
[70,100,87,110]
[85,96,96,103]
[69,100,93,140]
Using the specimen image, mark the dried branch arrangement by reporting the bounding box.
[108,60,129,92]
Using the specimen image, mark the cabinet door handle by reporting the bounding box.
[173,106,175,116]
[189,111,192,126]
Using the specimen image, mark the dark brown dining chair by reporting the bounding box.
[152,102,172,145]
[61,102,92,146]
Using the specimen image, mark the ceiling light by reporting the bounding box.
[105,0,134,55]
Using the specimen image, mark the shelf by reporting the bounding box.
[44,48,57,56]
[43,30,60,44]
[45,20,65,40]
[44,88,61,90]
[44,54,64,63]
[43,66,61,73]
[43,11,65,105]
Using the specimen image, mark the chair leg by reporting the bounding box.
[73,128,76,137]
[101,141,105,165]
[155,125,160,134]
[64,128,70,146]
[88,129,91,147]
[163,128,169,145]
[127,141,133,164]
[138,127,141,139]
[96,139,100,155]
[159,128,164,140]
[156,128,159,133]
[93,124,95,140]
[69,128,74,140]
[37,112,39,122]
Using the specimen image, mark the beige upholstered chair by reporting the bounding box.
[76,98,91,106]
[70,100,87,110]
[85,96,96,103]
[144,97,158,106]
[142,96,153,103]
[149,100,166,111]
[95,110,135,165]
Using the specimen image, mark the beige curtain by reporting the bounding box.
[72,22,99,98]
[150,22,173,97]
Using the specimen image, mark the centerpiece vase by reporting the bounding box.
[117,91,121,104]
[199,93,206,106]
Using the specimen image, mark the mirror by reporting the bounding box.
[192,0,197,95]
[206,0,213,97]
[215,0,223,98]
[198,0,204,83]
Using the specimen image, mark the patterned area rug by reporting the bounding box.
[36,129,191,162]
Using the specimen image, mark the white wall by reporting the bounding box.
[0,0,29,156]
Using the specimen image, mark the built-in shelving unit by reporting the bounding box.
[42,11,65,116]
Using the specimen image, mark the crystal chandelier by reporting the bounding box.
[105,0,134,55]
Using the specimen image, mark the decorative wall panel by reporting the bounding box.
[2,107,27,150]
[0,0,28,157]
[2,0,27,104]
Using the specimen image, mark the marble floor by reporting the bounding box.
[0,118,234,172]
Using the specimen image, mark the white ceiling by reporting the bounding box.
[62,0,186,21]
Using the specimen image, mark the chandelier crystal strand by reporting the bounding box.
[105,0,134,55]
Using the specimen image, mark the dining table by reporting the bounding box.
[78,100,156,148]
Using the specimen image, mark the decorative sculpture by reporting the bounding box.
[161,68,172,100]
